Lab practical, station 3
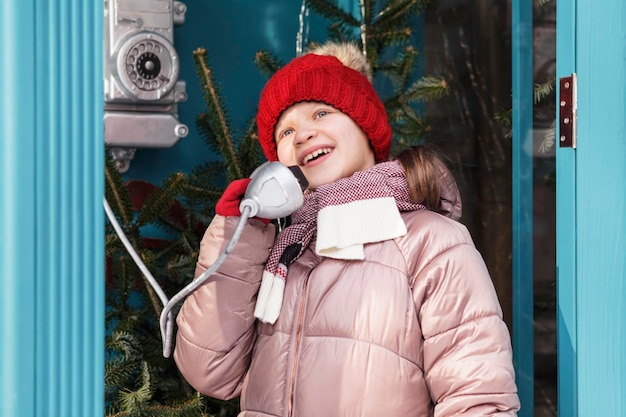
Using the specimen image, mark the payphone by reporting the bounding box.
[104,0,188,172]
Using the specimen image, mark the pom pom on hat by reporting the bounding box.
[256,42,392,163]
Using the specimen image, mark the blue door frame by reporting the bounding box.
[0,1,104,417]
[556,0,578,415]
[511,0,534,415]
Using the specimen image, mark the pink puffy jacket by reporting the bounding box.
[174,210,520,417]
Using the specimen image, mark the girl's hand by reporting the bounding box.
[215,179,270,224]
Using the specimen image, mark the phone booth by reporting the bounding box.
[1,1,625,416]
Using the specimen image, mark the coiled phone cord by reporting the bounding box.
[103,197,251,358]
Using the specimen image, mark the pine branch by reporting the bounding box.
[194,113,219,153]
[193,47,243,179]
[120,247,167,321]
[497,79,555,143]
[117,362,153,413]
[368,26,413,45]
[384,46,419,92]
[306,0,361,27]
[391,132,426,156]
[254,50,284,78]
[538,119,556,153]
[108,396,205,417]
[165,253,197,283]
[374,0,427,27]
[495,107,513,139]
[188,162,228,191]
[134,172,187,228]
[236,118,265,177]
[105,233,125,258]
[152,230,197,264]
[110,244,169,328]
[105,262,138,326]
[405,76,449,102]
[105,355,143,390]
[177,167,228,224]
[363,0,375,27]
[534,79,556,105]
[108,330,144,358]
[325,22,360,44]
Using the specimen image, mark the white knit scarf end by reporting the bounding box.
[254,270,285,324]
[316,197,407,259]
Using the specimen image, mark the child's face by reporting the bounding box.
[274,101,376,190]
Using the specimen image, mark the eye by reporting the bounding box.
[315,110,329,119]
[277,127,295,142]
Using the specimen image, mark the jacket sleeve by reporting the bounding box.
[414,228,520,416]
[173,215,275,399]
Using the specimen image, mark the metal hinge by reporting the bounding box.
[559,74,577,148]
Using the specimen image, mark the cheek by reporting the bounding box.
[276,142,296,165]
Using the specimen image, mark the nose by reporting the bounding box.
[293,123,317,146]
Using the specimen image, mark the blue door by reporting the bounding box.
[556,0,626,415]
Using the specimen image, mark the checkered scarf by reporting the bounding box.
[253,160,426,324]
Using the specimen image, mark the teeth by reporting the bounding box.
[303,148,331,165]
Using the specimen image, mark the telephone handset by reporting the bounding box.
[241,161,309,219]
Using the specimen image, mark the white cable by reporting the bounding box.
[158,206,250,357]
[103,198,171,308]
[103,197,251,358]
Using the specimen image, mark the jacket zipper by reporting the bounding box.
[288,274,310,417]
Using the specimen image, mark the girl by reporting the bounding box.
[174,42,520,417]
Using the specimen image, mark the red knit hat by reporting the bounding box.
[256,52,392,163]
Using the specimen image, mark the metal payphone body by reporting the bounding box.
[104,0,188,172]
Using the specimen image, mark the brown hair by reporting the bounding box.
[393,144,451,210]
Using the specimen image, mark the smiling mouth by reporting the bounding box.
[302,148,332,165]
